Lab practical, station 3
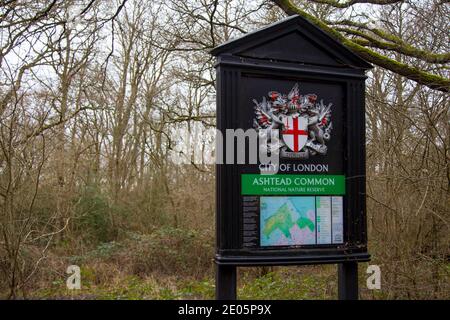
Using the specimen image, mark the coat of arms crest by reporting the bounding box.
[253,83,332,159]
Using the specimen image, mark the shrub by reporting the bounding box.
[73,184,116,244]
[115,227,214,278]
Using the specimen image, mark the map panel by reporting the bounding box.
[260,197,316,246]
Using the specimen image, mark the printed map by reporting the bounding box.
[260,197,316,246]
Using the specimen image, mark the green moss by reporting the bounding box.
[345,31,450,64]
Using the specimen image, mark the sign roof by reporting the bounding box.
[210,15,373,70]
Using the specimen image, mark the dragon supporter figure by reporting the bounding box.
[253,83,332,159]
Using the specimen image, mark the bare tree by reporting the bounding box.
[272,0,449,92]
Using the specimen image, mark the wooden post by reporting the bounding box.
[338,262,359,300]
[215,264,237,300]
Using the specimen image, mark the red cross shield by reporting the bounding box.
[281,116,308,152]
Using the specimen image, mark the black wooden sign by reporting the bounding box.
[211,15,372,299]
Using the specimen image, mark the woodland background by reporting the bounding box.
[0,0,448,299]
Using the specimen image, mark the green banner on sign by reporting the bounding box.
[241,174,345,195]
